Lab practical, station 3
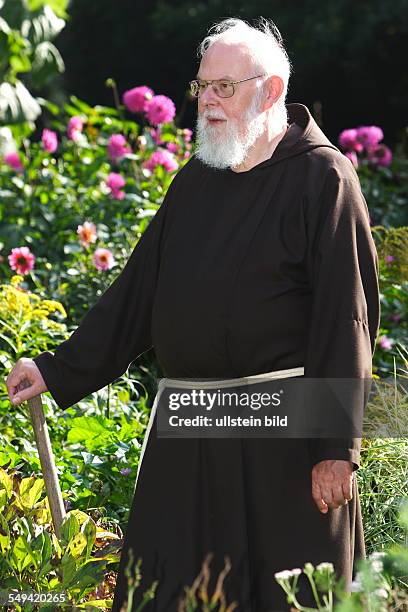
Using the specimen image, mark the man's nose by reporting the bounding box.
[199,83,219,105]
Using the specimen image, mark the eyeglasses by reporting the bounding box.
[189,74,266,99]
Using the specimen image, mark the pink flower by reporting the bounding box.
[4,151,24,171]
[93,247,115,271]
[77,221,97,246]
[143,149,179,173]
[345,151,358,168]
[41,128,58,153]
[107,134,131,161]
[123,85,154,113]
[145,95,176,126]
[378,335,393,350]
[8,246,35,275]
[166,142,179,154]
[367,144,392,167]
[338,129,363,153]
[67,116,84,141]
[356,126,384,150]
[385,254,395,264]
[183,128,192,142]
[106,172,126,200]
[184,150,191,159]
[150,127,165,145]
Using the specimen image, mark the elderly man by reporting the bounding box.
[7,17,379,612]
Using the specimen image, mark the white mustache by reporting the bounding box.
[202,113,227,121]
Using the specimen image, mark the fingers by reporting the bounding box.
[312,461,354,513]
[312,476,328,514]
[342,473,354,503]
[6,360,40,405]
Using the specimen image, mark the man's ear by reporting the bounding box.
[264,75,284,110]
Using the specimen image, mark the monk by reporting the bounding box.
[7,16,380,611]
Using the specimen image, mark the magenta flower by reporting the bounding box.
[77,221,97,247]
[107,134,131,161]
[8,246,35,275]
[367,144,392,167]
[183,128,192,142]
[166,142,179,154]
[378,335,393,350]
[143,149,179,173]
[41,128,58,153]
[345,151,358,168]
[123,85,154,113]
[120,467,132,476]
[356,126,384,150]
[67,116,84,141]
[4,151,24,172]
[338,129,363,153]
[145,95,176,126]
[384,254,395,264]
[93,247,115,271]
[106,172,126,200]
[150,127,165,145]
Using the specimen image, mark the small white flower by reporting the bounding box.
[375,588,389,599]
[274,570,293,581]
[316,562,334,573]
[350,573,363,593]
[290,568,302,576]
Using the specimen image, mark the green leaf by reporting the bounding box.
[0,512,10,554]
[18,476,44,509]
[11,535,35,572]
[60,512,80,546]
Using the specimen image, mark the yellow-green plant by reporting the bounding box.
[0,467,120,611]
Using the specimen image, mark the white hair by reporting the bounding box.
[197,17,293,126]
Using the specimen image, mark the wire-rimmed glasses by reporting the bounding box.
[189,74,266,99]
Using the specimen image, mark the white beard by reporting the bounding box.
[194,89,267,170]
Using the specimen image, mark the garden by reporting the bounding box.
[0,1,407,610]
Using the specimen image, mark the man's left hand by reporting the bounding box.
[311,460,354,514]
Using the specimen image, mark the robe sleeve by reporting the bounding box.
[304,165,380,471]
[32,175,179,410]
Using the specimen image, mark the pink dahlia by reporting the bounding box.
[183,128,193,142]
[145,95,176,126]
[166,142,179,154]
[77,221,97,246]
[123,85,154,113]
[143,149,179,173]
[41,128,58,153]
[8,246,35,275]
[367,144,392,167]
[356,126,384,150]
[150,127,165,145]
[93,247,115,271]
[106,172,126,200]
[67,116,84,141]
[338,129,363,153]
[4,151,24,171]
[107,134,131,161]
[378,335,393,350]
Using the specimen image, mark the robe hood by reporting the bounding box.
[255,102,340,168]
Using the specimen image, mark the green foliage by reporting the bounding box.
[0,0,67,125]
[0,467,120,610]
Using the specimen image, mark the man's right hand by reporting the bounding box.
[6,358,48,405]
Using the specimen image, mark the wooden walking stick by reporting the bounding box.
[18,379,66,538]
